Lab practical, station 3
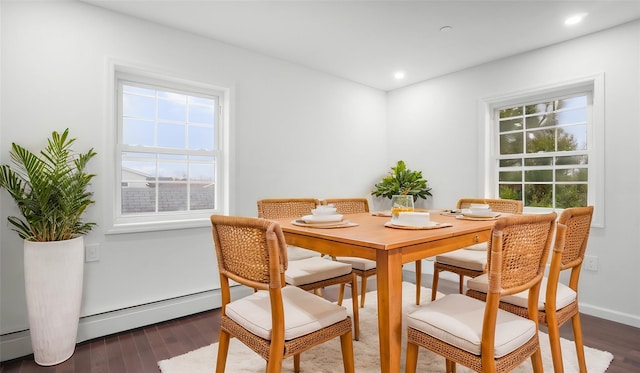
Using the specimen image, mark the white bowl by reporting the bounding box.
[311,207,337,215]
[302,214,343,223]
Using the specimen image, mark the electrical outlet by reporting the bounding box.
[584,255,598,271]
[85,244,100,262]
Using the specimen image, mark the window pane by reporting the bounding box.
[499,118,523,132]
[121,186,156,213]
[558,96,587,110]
[499,159,522,167]
[557,108,586,125]
[157,98,186,122]
[526,129,555,153]
[524,157,552,166]
[123,118,154,146]
[499,171,521,182]
[525,101,553,115]
[525,184,552,207]
[189,104,215,124]
[123,93,155,119]
[556,168,588,182]
[556,184,588,208]
[499,184,522,200]
[190,183,215,210]
[499,106,522,118]
[189,163,214,182]
[158,122,186,149]
[525,170,552,182]
[158,160,187,180]
[558,125,587,151]
[500,133,523,155]
[158,183,187,212]
[525,114,556,129]
[123,85,154,96]
[188,126,215,151]
[556,155,588,165]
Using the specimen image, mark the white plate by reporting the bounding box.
[389,220,438,228]
[301,214,344,223]
[462,212,501,219]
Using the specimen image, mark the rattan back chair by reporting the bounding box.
[429,198,523,302]
[257,198,360,340]
[467,206,594,373]
[406,212,556,373]
[210,215,354,373]
[322,198,377,308]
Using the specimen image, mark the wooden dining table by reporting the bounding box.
[274,212,498,373]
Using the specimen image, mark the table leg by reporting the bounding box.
[376,249,403,373]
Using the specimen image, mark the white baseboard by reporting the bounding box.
[0,286,253,362]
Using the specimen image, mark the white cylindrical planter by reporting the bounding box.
[24,236,84,366]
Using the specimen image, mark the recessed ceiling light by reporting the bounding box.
[439,25,453,32]
[565,13,587,26]
[394,71,405,80]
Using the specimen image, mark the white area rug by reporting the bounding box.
[158,282,613,372]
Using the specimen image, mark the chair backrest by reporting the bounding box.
[457,198,523,214]
[210,215,288,291]
[547,206,594,303]
[481,212,556,359]
[257,198,320,219]
[322,198,370,214]
[485,213,556,296]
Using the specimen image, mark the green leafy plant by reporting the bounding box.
[0,129,97,241]
[371,160,432,202]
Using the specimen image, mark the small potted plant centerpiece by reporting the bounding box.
[371,160,432,208]
[0,129,96,366]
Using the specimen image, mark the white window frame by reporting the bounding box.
[106,63,230,233]
[480,74,604,227]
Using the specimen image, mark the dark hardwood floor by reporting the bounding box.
[1,274,638,372]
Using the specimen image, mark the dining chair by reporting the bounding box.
[466,206,594,373]
[257,198,360,340]
[428,198,523,302]
[210,215,354,373]
[322,198,377,308]
[405,212,556,373]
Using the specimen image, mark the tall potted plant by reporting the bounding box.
[0,129,96,366]
[371,160,432,203]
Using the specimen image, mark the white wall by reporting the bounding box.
[0,1,387,359]
[388,20,640,327]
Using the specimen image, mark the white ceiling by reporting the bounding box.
[84,0,640,91]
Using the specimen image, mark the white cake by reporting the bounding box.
[393,212,431,226]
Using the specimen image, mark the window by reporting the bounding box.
[112,71,226,232]
[484,75,604,226]
[496,93,590,208]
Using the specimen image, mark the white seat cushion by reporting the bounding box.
[463,242,488,251]
[285,257,352,286]
[335,256,377,271]
[287,245,321,261]
[435,249,487,271]
[467,274,577,311]
[407,294,536,358]
[225,286,348,341]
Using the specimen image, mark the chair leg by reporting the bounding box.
[572,312,588,373]
[530,345,544,373]
[415,260,422,305]
[340,330,355,373]
[337,283,345,306]
[446,358,456,373]
[350,273,360,340]
[216,329,231,373]
[293,354,301,373]
[405,341,419,373]
[546,311,565,373]
[431,267,440,301]
[359,274,367,308]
